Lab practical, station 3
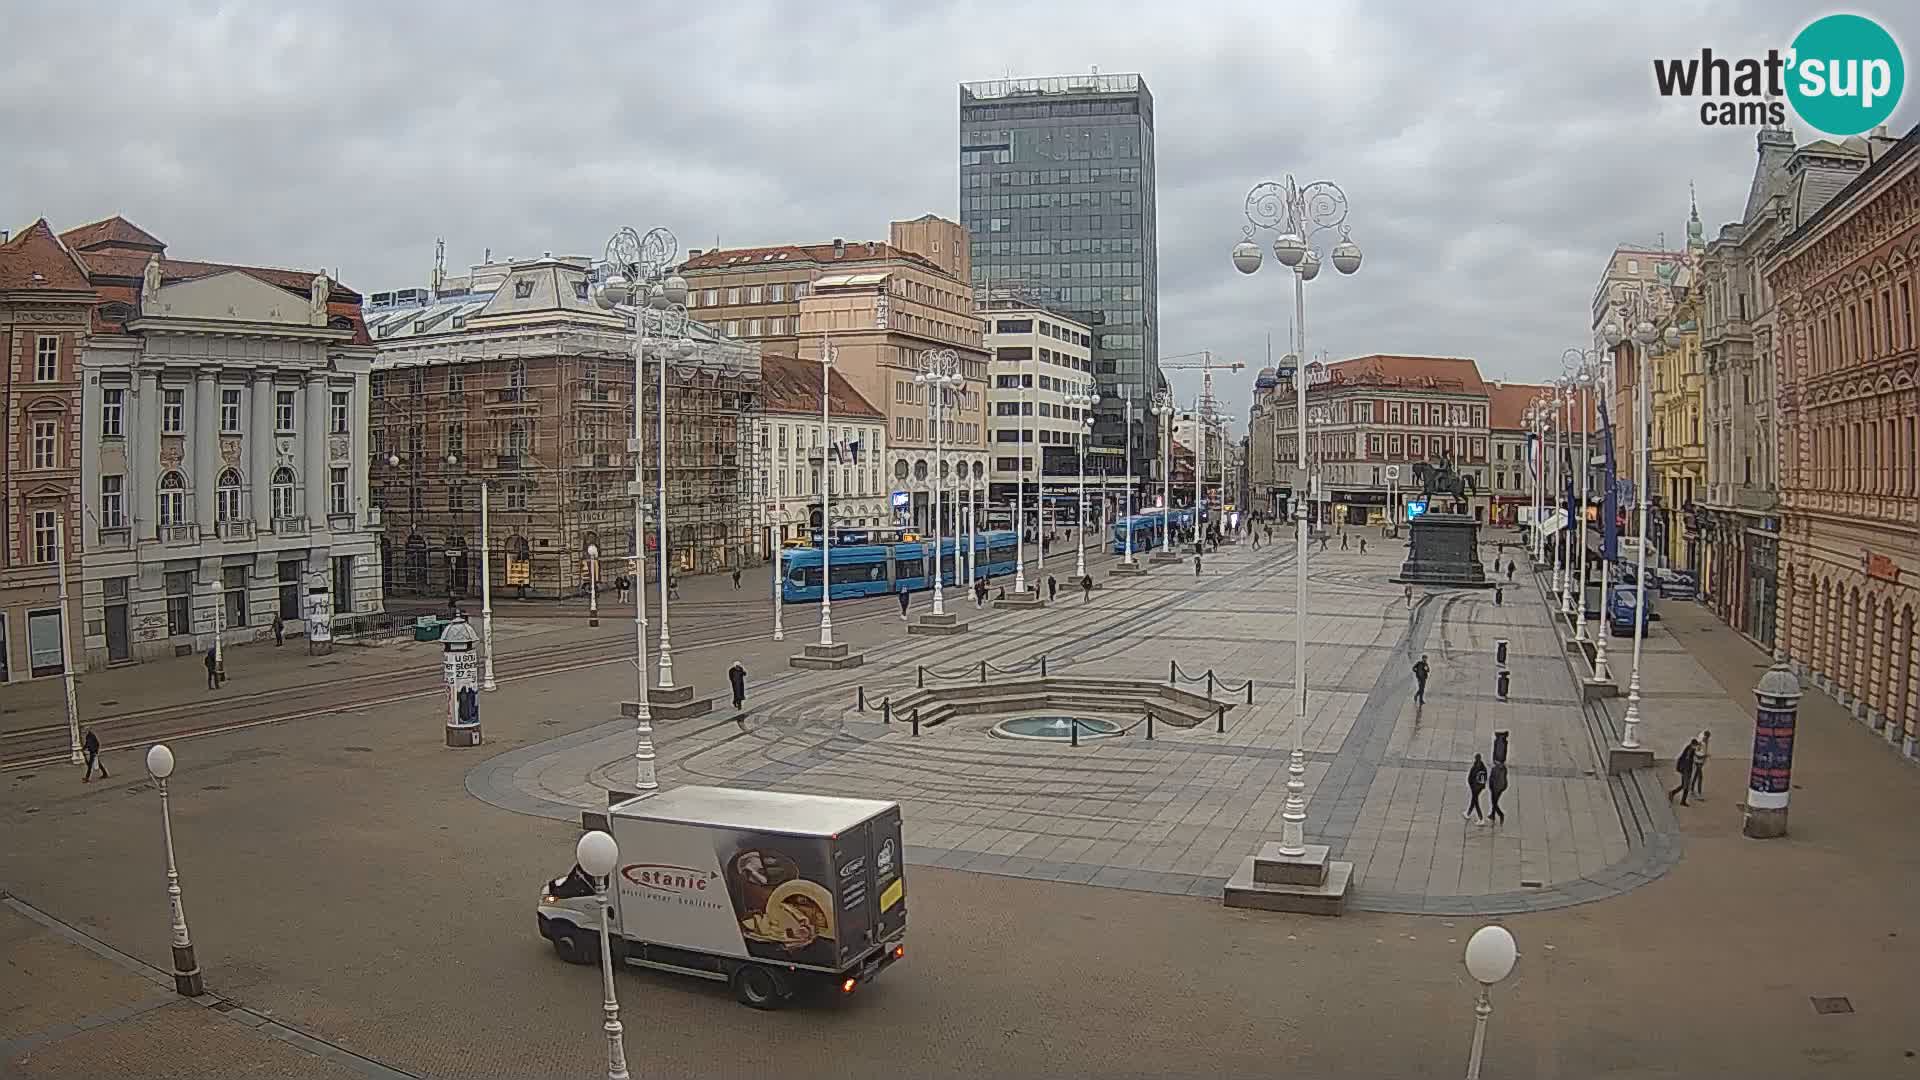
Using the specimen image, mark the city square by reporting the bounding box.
[5,4,1920,1078]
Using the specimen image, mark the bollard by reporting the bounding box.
[1495,639,1509,666]
[1496,668,1510,701]
[1216,704,1226,733]
[1040,654,1048,677]
[917,666,925,689]
[979,659,987,684]
[1070,717,1079,747]
[882,698,892,724]
[1146,712,1155,740]
[857,685,867,712]
[1207,671,1216,699]
[1169,659,1177,684]
[1245,679,1255,705]
[911,709,921,737]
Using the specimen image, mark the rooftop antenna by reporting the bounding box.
[431,237,446,301]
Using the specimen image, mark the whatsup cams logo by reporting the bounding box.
[1653,13,1904,135]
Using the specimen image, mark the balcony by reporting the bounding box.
[218,519,256,541]
[273,515,310,536]
[161,523,201,545]
[484,388,539,411]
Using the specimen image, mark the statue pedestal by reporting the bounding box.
[1391,513,1492,589]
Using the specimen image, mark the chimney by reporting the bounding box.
[832,238,845,258]
[688,249,702,258]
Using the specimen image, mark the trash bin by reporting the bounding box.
[414,616,448,642]
[1496,639,1509,666]
[1496,669,1510,701]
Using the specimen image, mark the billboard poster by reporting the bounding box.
[506,558,532,587]
[443,647,481,729]
[304,588,333,643]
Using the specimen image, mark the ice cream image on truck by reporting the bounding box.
[537,786,906,1008]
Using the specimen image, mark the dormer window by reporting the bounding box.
[514,278,535,299]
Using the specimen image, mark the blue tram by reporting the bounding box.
[1110,509,1193,554]
[780,529,1020,603]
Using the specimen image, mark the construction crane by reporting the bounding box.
[1159,350,1247,537]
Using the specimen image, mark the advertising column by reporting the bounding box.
[441,614,482,747]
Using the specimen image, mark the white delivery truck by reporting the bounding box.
[537,786,907,1008]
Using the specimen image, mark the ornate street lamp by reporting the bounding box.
[1233,174,1362,858]
[914,349,964,617]
[1601,292,1666,753]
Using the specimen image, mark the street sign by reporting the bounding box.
[1385,464,1401,481]
[1406,500,1429,520]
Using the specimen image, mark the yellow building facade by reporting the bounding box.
[1648,204,1709,571]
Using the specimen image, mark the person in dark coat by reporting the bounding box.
[1668,738,1699,805]
[974,579,987,608]
[898,588,910,620]
[1494,585,1504,606]
[1505,560,1516,582]
[1486,760,1509,824]
[1411,654,1430,705]
[728,662,747,710]
[82,727,108,782]
[1193,555,1202,578]
[272,613,285,646]
[1463,753,1487,824]
[1046,575,1058,603]
[1080,574,1093,602]
[204,648,219,690]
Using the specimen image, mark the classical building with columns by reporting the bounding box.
[66,217,381,668]
[1766,125,1920,760]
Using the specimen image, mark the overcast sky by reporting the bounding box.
[5,1,1915,428]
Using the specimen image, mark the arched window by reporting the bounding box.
[271,466,298,520]
[158,471,186,526]
[216,468,243,523]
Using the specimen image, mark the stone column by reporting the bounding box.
[194,372,218,533]
[136,369,160,539]
[304,373,329,530]
[1743,656,1802,839]
[251,371,274,531]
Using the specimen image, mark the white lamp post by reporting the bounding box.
[144,744,204,997]
[55,515,81,764]
[586,543,600,627]
[1073,388,1096,579]
[1153,391,1174,552]
[915,349,963,617]
[478,483,497,690]
[575,830,630,1080]
[1014,350,1031,595]
[770,517,784,641]
[817,334,837,647]
[1462,925,1519,1080]
[1117,391,1137,565]
[961,459,977,589]
[1605,309,1669,752]
[1235,173,1362,858]
[595,225,683,791]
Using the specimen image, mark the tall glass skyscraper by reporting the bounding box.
[959,74,1160,479]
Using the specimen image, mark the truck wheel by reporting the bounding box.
[730,964,786,1009]
[552,927,595,966]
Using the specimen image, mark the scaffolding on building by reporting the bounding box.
[369,320,762,602]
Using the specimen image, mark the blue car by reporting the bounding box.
[1607,584,1655,636]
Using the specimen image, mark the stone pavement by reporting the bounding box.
[0,899,398,1079]
[472,534,1665,915]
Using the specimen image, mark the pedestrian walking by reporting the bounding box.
[898,588,910,619]
[1411,653,1430,705]
[1080,574,1093,603]
[1494,585,1504,607]
[1341,533,1349,551]
[615,575,630,603]
[1690,730,1711,798]
[1359,537,1367,554]
[82,727,108,782]
[974,579,987,608]
[728,661,747,710]
[1487,760,1509,824]
[731,568,742,590]
[204,648,219,690]
[1667,738,1699,805]
[1047,575,1058,603]
[1404,584,1414,609]
[667,573,680,601]
[1506,561,1515,582]
[1463,753,1487,823]
[1193,555,1202,578]
[271,613,285,647]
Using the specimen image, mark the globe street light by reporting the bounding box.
[815,333,839,647]
[586,543,600,627]
[1235,173,1362,858]
[1152,392,1175,552]
[1603,296,1663,753]
[144,743,204,997]
[1462,925,1519,1080]
[576,830,630,1080]
[595,224,683,790]
[1114,389,1138,566]
[1072,388,1097,579]
[209,580,225,684]
[915,349,964,617]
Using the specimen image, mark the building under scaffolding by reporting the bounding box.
[364,253,762,602]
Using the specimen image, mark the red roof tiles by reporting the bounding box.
[58,215,165,255]
[682,240,941,275]
[760,354,884,419]
[1325,354,1488,394]
[0,219,93,292]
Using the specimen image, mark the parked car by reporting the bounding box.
[1608,584,1655,636]
[1655,568,1698,599]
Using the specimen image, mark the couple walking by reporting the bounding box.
[1667,731,1711,805]
[1463,731,1511,826]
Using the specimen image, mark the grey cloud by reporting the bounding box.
[4,0,1916,430]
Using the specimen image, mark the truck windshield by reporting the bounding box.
[548,865,598,900]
